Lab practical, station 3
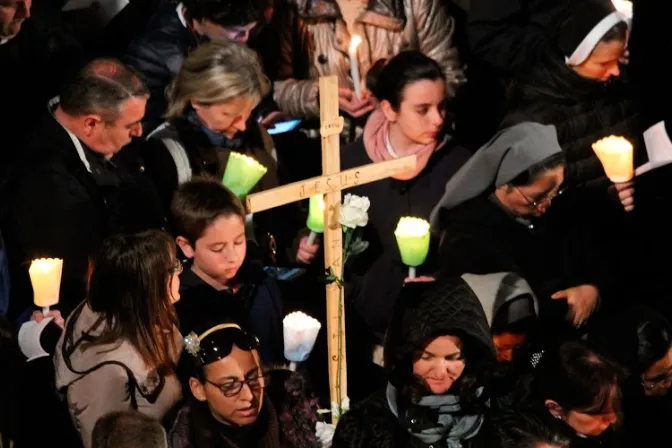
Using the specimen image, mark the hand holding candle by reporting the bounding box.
[222,152,268,198]
[592,136,634,183]
[349,35,362,100]
[283,311,322,369]
[306,194,325,245]
[395,217,431,279]
[29,258,63,315]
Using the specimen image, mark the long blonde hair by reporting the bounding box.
[165,40,270,119]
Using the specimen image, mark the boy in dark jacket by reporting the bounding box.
[171,177,285,365]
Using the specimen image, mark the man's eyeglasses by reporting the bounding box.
[206,372,270,397]
[515,187,564,210]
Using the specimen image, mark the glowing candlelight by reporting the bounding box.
[349,35,362,100]
[612,0,633,21]
[395,217,431,279]
[222,152,268,198]
[29,258,63,315]
[283,311,322,369]
[592,136,634,183]
[306,195,325,245]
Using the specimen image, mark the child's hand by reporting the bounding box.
[296,236,320,264]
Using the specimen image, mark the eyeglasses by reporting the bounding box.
[515,187,564,210]
[205,372,270,397]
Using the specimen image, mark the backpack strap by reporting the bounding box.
[162,138,192,185]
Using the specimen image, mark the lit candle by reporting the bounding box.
[29,258,63,315]
[395,217,431,279]
[306,195,325,245]
[612,0,633,21]
[592,136,634,183]
[349,35,362,100]
[222,152,268,198]
[283,311,322,370]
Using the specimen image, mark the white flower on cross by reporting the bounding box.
[339,194,370,229]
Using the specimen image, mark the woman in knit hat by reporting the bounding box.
[333,278,496,447]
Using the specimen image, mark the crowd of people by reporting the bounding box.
[1,0,671,447]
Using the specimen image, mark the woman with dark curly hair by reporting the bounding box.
[169,322,322,447]
[333,278,496,447]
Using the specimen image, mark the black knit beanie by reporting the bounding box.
[558,0,626,65]
[384,278,495,388]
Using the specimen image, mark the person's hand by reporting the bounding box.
[614,181,635,211]
[551,284,600,327]
[296,235,320,264]
[259,111,288,129]
[31,309,65,329]
[338,88,376,118]
[404,275,435,283]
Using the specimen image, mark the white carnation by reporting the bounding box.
[339,194,370,228]
[315,422,335,447]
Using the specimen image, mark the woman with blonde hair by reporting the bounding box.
[143,40,276,208]
[140,40,310,265]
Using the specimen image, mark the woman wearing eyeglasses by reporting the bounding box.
[169,323,323,448]
[585,306,672,446]
[433,123,612,337]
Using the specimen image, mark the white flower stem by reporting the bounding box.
[409,267,416,279]
[307,231,317,246]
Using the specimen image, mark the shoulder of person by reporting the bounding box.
[340,138,369,170]
[333,391,402,446]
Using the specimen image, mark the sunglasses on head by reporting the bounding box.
[185,324,260,365]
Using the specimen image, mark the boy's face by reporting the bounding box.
[179,214,246,285]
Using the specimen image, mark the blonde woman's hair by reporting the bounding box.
[165,40,270,119]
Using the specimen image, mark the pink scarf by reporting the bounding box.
[363,108,445,180]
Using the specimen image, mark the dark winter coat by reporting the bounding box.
[340,138,471,341]
[175,264,285,366]
[502,51,641,189]
[3,109,165,319]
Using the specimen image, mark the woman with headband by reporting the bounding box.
[169,323,322,447]
[502,0,636,192]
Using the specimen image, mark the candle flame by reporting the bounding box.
[30,258,63,274]
[592,135,633,154]
[349,35,362,54]
[395,217,430,237]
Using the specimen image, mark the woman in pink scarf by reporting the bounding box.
[338,51,471,402]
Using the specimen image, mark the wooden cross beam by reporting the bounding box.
[246,76,416,423]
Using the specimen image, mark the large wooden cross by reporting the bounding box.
[246,76,416,423]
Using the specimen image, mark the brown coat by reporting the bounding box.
[54,303,183,448]
[273,0,465,118]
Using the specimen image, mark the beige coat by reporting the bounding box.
[54,303,183,448]
[273,0,465,119]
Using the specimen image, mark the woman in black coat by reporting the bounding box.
[333,278,496,447]
[339,52,470,400]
